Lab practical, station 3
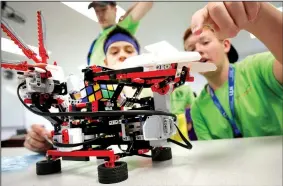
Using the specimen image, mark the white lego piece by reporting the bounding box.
[34,67,46,73]
[142,115,176,141]
[119,51,201,68]
[149,139,168,147]
[118,51,217,73]
[66,74,84,94]
[54,128,84,152]
[45,64,65,83]
[177,61,217,73]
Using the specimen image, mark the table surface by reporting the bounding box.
[1,135,282,186]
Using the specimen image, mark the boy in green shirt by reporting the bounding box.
[170,85,197,141]
[102,27,196,142]
[23,26,195,153]
[183,2,283,140]
[87,1,153,66]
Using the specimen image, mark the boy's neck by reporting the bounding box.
[206,61,230,91]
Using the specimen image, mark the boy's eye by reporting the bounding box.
[187,47,195,51]
[124,46,134,53]
[110,48,119,55]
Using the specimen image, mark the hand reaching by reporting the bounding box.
[191,2,261,39]
[24,124,52,153]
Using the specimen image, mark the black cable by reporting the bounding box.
[17,82,192,150]
[17,82,176,118]
[171,123,193,149]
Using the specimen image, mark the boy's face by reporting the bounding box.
[94,5,116,28]
[184,29,231,76]
[104,41,138,69]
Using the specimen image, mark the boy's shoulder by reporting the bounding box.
[234,51,274,71]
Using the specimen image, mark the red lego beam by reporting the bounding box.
[47,149,118,167]
[37,11,49,64]
[1,21,41,63]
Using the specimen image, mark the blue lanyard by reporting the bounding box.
[209,66,242,138]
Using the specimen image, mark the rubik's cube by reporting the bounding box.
[80,83,115,103]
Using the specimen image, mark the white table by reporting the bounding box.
[1,136,282,186]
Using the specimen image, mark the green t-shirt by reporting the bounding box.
[170,85,195,114]
[89,15,140,66]
[170,85,195,142]
[191,52,283,140]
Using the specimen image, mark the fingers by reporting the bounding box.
[207,2,239,38]
[24,134,51,153]
[190,2,261,39]
[191,5,209,35]
[31,124,49,137]
[24,124,52,153]
[243,2,261,22]
[25,134,46,150]
[24,139,39,152]
[224,2,249,29]
[29,130,45,142]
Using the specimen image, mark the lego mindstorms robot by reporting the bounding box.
[1,11,216,184]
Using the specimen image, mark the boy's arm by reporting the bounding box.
[191,102,213,140]
[191,2,282,84]
[240,52,283,98]
[118,2,153,34]
[245,2,283,84]
[126,2,154,22]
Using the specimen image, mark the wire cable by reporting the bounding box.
[17,82,192,149]
[17,82,177,118]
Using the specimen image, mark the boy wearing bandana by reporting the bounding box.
[23,27,197,153]
[102,27,197,142]
[87,1,153,67]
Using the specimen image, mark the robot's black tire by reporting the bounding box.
[97,161,128,184]
[152,147,172,161]
[36,159,61,175]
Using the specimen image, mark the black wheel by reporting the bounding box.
[152,147,172,161]
[36,159,61,175]
[97,161,128,184]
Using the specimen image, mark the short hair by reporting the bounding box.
[183,26,239,63]
[183,27,193,50]
[103,26,140,54]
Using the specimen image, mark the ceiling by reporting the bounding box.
[1,1,282,76]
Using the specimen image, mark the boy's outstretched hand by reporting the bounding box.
[24,124,52,153]
[191,2,261,39]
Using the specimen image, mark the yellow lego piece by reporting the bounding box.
[170,114,189,142]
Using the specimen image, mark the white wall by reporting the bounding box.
[1,69,26,140]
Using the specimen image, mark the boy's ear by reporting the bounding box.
[223,39,231,54]
[104,59,108,66]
